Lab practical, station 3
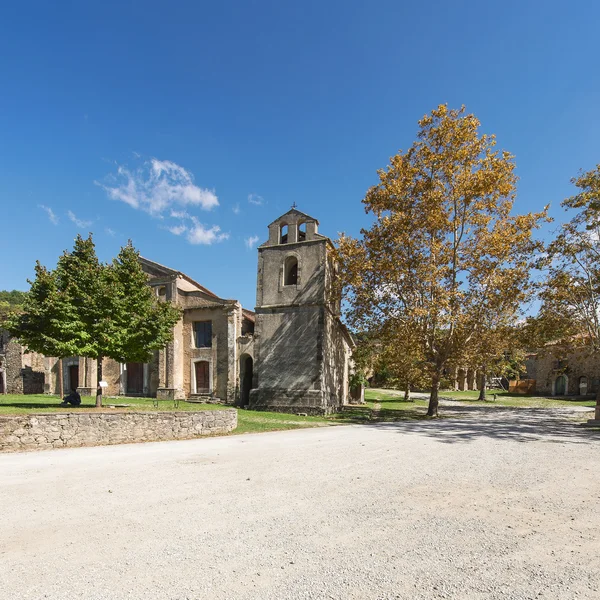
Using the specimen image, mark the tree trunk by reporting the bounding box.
[404,383,411,402]
[95,357,103,408]
[478,367,487,401]
[58,358,64,400]
[595,385,600,421]
[427,370,441,416]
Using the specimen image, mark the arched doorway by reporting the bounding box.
[555,375,567,396]
[240,355,253,407]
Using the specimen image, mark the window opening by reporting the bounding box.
[284,256,298,286]
[298,222,306,241]
[280,224,288,244]
[194,321,212,348]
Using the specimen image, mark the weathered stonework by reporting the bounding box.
[525,347,600,396]
[0,409,237,453]
[5,210,354,415]
[250,209,354,415]
[0,331,46,394]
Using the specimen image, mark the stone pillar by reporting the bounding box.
[143,363,149,395]
[457,368,466,391]
[76,357,94,397]
[119,363,126,396]
[450,367,459,391]
[466,369,475,391]
[225,303,239,404]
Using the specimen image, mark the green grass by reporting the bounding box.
[0,394,229,414]
[0,394,332,435]
[235,409,330,434]
[438,389,597,408]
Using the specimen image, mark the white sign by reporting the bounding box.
[99,381,108,388]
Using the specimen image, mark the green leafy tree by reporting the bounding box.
[7,235,181,407]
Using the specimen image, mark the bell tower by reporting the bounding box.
[250,207,351,414]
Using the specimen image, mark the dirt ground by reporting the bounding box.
[1,405,599,599]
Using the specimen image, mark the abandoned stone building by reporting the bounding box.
[524,347,600,397]
[3,209,356,414]
[0,330,46,395]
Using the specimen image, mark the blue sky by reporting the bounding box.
[1,0,599,310]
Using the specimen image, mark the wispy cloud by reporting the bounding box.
[168,224,187,236]
[232,203,241,215]
[186,217,229,245]
[165,214,229,245]
[97,158,219,216]
[245,235,260,249]
[248,193,264,206]
[105,227,116,237]
[67,210,92,229]
[38,204,59,225]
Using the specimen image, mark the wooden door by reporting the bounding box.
[555,375,566,395]
[68,365,79,392]
[126,363,144,394]
[195,361,210,394]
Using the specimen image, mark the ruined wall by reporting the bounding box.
[0,409,237,453]
[250,305,324,412]
[4,338,45,394]
[182,305,230,399]
[529,348,600,396]
[321,310,351,410]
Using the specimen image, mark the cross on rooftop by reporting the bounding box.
[291,202,297,209]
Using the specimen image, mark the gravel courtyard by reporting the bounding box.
[1,406,600,600]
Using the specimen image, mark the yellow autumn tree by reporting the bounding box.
[538,164,600,419]
[337,105,547,416]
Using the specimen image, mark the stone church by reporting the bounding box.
[2,209,355,415]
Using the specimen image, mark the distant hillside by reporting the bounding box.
[0,290,28,307]
[0,290,27,325]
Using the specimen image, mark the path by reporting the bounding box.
[1,407,599,599]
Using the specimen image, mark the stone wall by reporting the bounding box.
[3,336,46,394]
[527,348,600,396]
[0,409,237,453]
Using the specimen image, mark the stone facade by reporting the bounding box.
[5,209,355,414]
[250,209,354,414]
[0,330,46,395]
[0,409,237,452]
[525,347,600,396]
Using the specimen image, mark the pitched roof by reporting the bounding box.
[268,208,319,227]
[139,256,220,299]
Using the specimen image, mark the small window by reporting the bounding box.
[280,224,288,244]
[284,256,298,286]
[194,321,212,348]
[157,286,167,296]
[298,222,306,241]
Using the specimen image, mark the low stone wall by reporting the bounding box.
[0,409,237,453]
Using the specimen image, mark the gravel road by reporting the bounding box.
[1,406,599,600]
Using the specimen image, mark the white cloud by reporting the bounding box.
[232,203,241,215]
[248,193,264,206]
[67,210,92,228]
[105,227,116,236]
[38,205,59,225]
[168,224,187,236]
[98,158,219,216]
[186,217,229,245]
[245,235,260,249]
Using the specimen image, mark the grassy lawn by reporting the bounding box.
[438,389,597,408]
[0,394,333,435]
[4,389,588,439]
